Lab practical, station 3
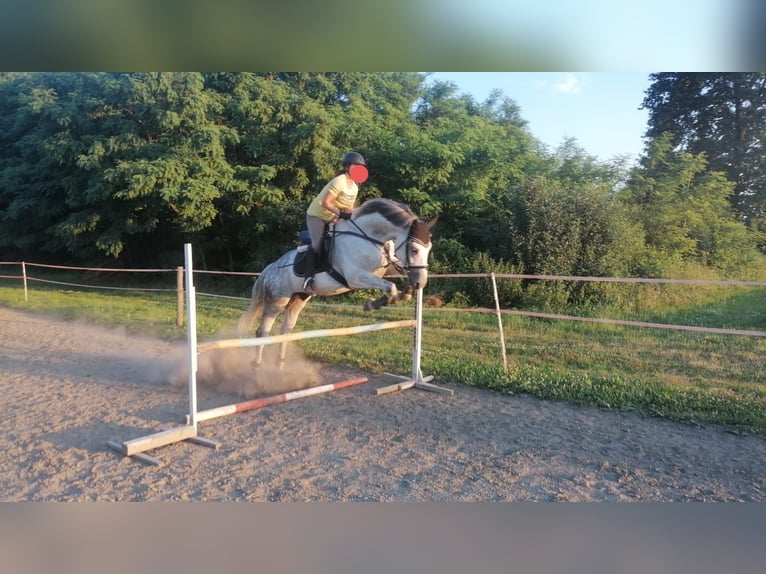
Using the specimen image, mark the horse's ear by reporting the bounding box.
[424,216,438,232]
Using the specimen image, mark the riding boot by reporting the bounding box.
[302,247,316,292]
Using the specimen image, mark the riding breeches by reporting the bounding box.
[306,215,327,252]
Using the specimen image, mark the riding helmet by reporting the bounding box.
[342,151,366,167]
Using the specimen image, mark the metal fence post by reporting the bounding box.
[176,266,184,326]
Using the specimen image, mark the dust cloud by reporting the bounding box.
[167,342,321,398]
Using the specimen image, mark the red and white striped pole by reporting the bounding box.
[186,377,369,424]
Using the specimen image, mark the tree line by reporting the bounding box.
[1,72,764,306]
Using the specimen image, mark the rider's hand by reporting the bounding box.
[338,210,352,220]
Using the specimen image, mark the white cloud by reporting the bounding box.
[553,73,585,94]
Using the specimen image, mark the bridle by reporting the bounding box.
[400,231,430,274]
[333,218,430,277]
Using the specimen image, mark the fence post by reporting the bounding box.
[176,266,184,327]
[491,272,508,371]
[22,262,28,302]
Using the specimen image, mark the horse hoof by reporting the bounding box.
[363,300,375,312]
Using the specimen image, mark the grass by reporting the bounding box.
[2,278,765,434]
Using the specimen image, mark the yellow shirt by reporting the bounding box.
[306,175,358,222]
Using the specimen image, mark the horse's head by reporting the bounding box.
[351,198,437,290]
[405,216,437,290]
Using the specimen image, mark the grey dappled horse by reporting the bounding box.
[237,198,436,366]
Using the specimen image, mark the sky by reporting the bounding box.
[430,72,653,164]
[437,0,737,70]
[3,0,752,70]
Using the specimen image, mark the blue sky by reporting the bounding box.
[434,0,737,69]
[429,72,653,164]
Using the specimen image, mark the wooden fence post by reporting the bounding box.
[491,272,508,371]
[22,262,28,302]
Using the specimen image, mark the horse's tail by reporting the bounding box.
[237,274,266,336]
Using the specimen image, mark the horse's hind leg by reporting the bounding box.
[252,331,265,368]
[251,299,288,368]
[277,294,311,367]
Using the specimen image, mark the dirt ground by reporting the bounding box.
[1,305,765,501]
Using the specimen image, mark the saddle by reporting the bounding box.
[294,231,326,276]
[293,228,348,287]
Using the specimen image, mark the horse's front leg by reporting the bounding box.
[363,282,399,311]
[250,300,285,369]
[344,271,402,311]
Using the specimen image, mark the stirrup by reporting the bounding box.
[302,276,314,292]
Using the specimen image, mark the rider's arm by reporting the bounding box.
[321,191,343,217]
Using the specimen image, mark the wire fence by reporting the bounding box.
[2,258,765,365]
[4,257,764,435]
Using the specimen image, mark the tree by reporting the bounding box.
[641,73,766,229]
[401,80,542,259]
[0,72,96,259]
[202,72,434,269]
[622,133,762,275]
[0,73,239,263]
[6,71,759,289]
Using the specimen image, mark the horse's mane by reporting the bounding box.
[355,198,417,228]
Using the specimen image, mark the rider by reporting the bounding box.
[302,151,367,291]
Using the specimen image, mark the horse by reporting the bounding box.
[237,198,437,366]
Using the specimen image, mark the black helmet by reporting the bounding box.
[342,151,366,167]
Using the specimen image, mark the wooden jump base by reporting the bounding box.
[376,374,441,395]
[106,433,218,466]
[185,377,369,424]
[375,287,453,396]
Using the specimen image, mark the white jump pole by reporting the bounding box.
[106,243,218,465]
[185,243,199,428]
[197,319,416,353]
[412,286,424,380]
